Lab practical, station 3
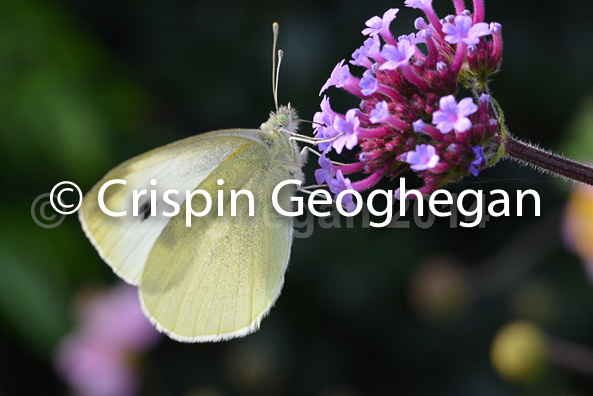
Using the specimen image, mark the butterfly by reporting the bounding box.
[79,23,308,342]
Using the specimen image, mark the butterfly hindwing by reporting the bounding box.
[139,142,295,341]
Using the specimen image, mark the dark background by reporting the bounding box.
[2,0,593,394]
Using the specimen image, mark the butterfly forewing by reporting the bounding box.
[79,129,266,285]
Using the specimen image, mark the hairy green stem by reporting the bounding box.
[503,135,593,186]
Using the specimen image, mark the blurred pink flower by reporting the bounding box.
[55,284,160,396]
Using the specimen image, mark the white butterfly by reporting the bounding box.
[79,23,307,342]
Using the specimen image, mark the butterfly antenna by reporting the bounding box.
[272,22,280,111]
[275,50,284,108]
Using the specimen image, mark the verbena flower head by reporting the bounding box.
[314,0,504,196]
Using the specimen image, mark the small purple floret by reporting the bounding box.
[359,70,379,96]
[329,170,357,212]
[379,38,415,70]
[405,144,440,171]
[412,119,427,133]
[362,8,399,37]
[414,17,429,30]
[432,95,478,134]
[313,96,339,153]
[370,101,389,124]
[320,60,352,95]
[442,15,491,45]
[315,154,336,185]
[332,109,360,154]
[405,0,433,11]
[468,145,486,176]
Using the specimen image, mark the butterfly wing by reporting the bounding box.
[139,141,297,341]
[79,129,265,285]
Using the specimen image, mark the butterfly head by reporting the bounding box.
[262,104,300,134]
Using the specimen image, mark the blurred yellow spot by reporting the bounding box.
[490,321,547,384]
[564,185,593,261]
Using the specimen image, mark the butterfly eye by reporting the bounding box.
[277,114,289,127]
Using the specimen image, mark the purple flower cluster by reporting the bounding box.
[55,284,160,396]
[314,0,503,197]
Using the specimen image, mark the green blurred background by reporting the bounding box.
[3,0,593,394]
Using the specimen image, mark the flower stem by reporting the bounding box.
[503,134,593,186]
[547,335,593,376]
